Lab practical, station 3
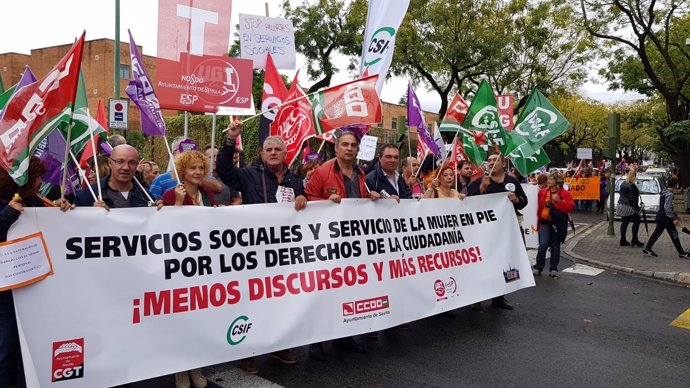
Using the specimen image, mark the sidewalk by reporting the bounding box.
[563,215,690,286]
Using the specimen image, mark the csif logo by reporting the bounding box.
[363,27,396,66]
[226,315,252,345]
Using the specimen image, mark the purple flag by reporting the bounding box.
[407,84,441,157]
[0,65,37,119]
[34,130,70,186]
[125,30,166,136]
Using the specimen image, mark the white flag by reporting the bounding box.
[359,0,410,93]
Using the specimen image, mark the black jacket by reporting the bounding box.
[0,201,21,242]
[74,176,152,208]
[217,143,305,204]
[618,181,640,209]
[468,174,528,214]
[365,163,412,199]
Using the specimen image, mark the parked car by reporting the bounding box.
[608,173,666,221]
[644,168,669,181]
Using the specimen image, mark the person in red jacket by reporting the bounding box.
[304,128,381,361]
[534,172,575,277]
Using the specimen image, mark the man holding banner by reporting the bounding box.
[468,151,528,310]
[366,144,411,201]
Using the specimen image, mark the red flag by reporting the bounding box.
[80,99,109,167]
[301,142,311,162]
[259,53,289,144]
[417,136,430,164]
[311,75,382,135]
[450,136,484,180]
[0,32,86,184]
[270,83,316,167]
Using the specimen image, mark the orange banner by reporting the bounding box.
[565,177,600,200]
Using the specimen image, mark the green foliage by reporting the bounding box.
[282,0,367,91]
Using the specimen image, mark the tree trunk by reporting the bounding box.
[674,141,690,189]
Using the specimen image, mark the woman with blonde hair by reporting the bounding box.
[423,164,463,199]
[616,170,644,247]
[534,172,574,277]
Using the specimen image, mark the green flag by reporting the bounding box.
[58,70,107,156]
[504,88,570,157]
[508,143,550,176]
[0,85,17,111]
[459,128,487,167]
[460,80,515,155]
[0,73,4,93]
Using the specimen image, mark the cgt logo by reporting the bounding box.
[342,296,390,316]
[434,277,458,301]
[51,338,84,382]
[363,27,396,66]
[226,315,252,346]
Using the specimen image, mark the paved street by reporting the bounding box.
[134,211,690,388]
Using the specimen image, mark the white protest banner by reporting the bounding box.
[0,232,53,291]
[356,135,378,161]
[239,14,296,70]
[577,148,593,160]
[11,195,533,387]
[521,184,539,248]
[359,0,410,93]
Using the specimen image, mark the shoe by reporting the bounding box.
[175,372,190,388]
[239,357,258,374]
[189,369,207,388]
[549,270,559,278]
[396,323,412,330]
[309,343,326,361]
[679,251,690,259]
[631,240,645,247]
[470,302,481,311]
[333,337,365,353]
[620,240,631,246]
[365,331,379,339]
[682,227,690,235]
[642,248,658,257]
[270,349,297,364]
[491,297,514,310]
[532,265,542,276]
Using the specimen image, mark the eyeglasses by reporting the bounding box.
[109,158,139,167]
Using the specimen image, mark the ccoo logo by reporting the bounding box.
[364,27,396,66]
[227,315,252,345]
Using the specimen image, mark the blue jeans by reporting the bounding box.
[536,222,561,271]
[0,291,20,387]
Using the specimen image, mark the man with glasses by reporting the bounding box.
[75,145,158,208]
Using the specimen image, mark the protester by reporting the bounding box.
[643,176,690,258]
[456,160,474,195]
[305,128,381,361]
[617,170,644,247]
[597,170,610,213]
[301,159,322,187]
[87,154,111,186]
[108,134,127,148]
[0,157,73,388]
[75,145,161,209]
[402,157,425,199]
[534,172,574,277]
[424,165,463,199]
[467,151,527,310]
[536,173,548,189]
[149,137,221,200]
[162,151,216,207]
[160,151,211,388]
[138,160,159,187]
[366,144,411,200]
[217,120,302,373]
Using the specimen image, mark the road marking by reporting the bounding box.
[562,263,604,276]
[671,308,690,330]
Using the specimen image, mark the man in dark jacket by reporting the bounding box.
[467,151,528,310]
[75,145,158,209]
[217,121,306,210]
[366,144,411,200]
[643,176,690,258]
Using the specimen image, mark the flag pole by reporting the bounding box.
[210,113,217,173]
[85,105,103,200]
[164,138,181,183]
[68,151,98,202]
[133,176,155,204]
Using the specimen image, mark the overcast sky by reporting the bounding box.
[0,0,645,111]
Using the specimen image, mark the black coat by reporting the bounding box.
[74,176,152,208]
[217,143,305,204]
[365,163,412,199]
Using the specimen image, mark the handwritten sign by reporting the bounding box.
[356,135,378,161]
[239,14,296,70]
[0,232,53,291]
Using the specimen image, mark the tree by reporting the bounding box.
[282,0,367,92]
[581,1,690,186]
[545,94,609,165]
[616,99,668,163]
